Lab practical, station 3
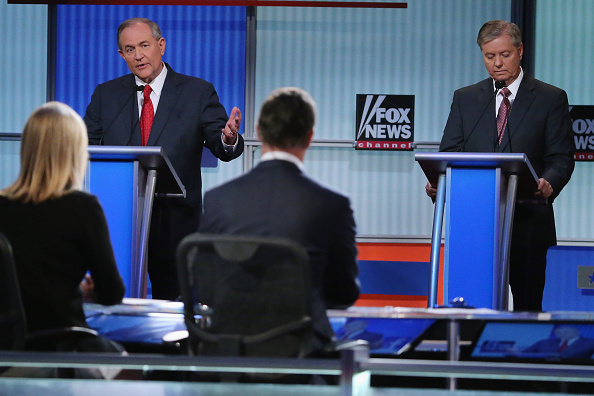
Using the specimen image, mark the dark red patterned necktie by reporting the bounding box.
[496,87,511,146]
[140,85,154,146]
[558,339,569,353]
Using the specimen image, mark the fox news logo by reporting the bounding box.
[355,94,414,150]
[570,105,594,161]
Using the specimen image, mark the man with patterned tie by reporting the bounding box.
[426,20,574,311]
[523,325,594,359]
[84,18,244,300]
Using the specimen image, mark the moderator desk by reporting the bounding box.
[85,300,594,364]
[13,301,593,393]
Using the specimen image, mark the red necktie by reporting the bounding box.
[558,339,569,353]
[140,85,154,146]
[496,87,511,146]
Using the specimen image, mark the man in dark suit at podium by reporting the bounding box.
[426,20,574,311]
[523,325,594,360]
[84,18,244,300]
[199,87,360,349]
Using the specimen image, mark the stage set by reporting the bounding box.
[3,0,594,394]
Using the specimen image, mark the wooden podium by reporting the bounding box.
[416,152,540,310]
[86,146,185,298]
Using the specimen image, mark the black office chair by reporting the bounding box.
[176,233,316,360]
[0,232,27,352]
[0,232,107,378]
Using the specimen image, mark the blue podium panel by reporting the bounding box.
[445,167,501,308]
[87,161,135,297]
[543,246,594,312]
[85,147,184,298]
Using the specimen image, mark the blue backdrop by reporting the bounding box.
[55,5,247,167]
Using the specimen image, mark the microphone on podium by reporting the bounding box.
[494,80,506,94]
[98,85,145,145]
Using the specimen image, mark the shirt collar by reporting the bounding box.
[493,67,523,100]
[135,62,167,98]
[260,151,304,170]
[506,67,523,99]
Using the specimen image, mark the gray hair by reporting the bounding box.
[477,20,522,49]
[117,18,162,50]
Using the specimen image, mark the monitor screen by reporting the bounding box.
[470,321,594,363]
[86,313,186,345]
[84,300,186,346]
[329,317,435,356]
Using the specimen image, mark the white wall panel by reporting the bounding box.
[304,148,435,236]
[535,0,594,239]
[0,2,47,133]
[256,0,510,142]
[255,0,510,237]
[0,141,20,190]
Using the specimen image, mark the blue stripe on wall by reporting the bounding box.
[358,260,429,296]
[55,5,246,167]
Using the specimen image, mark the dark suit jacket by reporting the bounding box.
[84,63,244,213]
[199,159,360,348]
[0,192,125,333]
[439,75,575,247]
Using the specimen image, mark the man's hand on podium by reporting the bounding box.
[425,181,437,198]
[534,178,553,199]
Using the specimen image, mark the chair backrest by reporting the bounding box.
[0,232,27,350]
[176,233,314,358]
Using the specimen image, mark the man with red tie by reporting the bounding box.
[523,325,594,359]
[426,20,574,311]
[84,18,244,300]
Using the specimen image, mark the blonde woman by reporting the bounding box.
[0,102,125,352]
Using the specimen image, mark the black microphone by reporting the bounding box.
[123,85,146,146]
[461,80,506,152]
[98,85,145,145]
[494,80,506,92]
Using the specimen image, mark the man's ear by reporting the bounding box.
[306,129,314,148]
[159,37,166,56]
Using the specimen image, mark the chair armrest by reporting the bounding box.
[317,338,370,358]
[333,339,369,351]
[25,326,100,351]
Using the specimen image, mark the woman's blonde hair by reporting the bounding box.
[1,101,88,203]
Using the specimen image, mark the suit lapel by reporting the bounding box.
[146,64,181,146]
[128,86,142,146]
[499,75,536,152]
[116,76,142,146]
[473,79,498,150]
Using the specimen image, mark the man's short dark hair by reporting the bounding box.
[257,87,316,149]
[477,20,522,49]
[117,17,162,50]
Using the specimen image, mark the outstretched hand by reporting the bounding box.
[222,107,242,145]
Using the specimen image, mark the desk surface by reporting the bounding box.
[84,299,594,356]
[88,299,594,321]
[2,377,575,396]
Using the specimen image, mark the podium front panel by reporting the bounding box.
[445,167,501,308]
[87,161,136,297]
